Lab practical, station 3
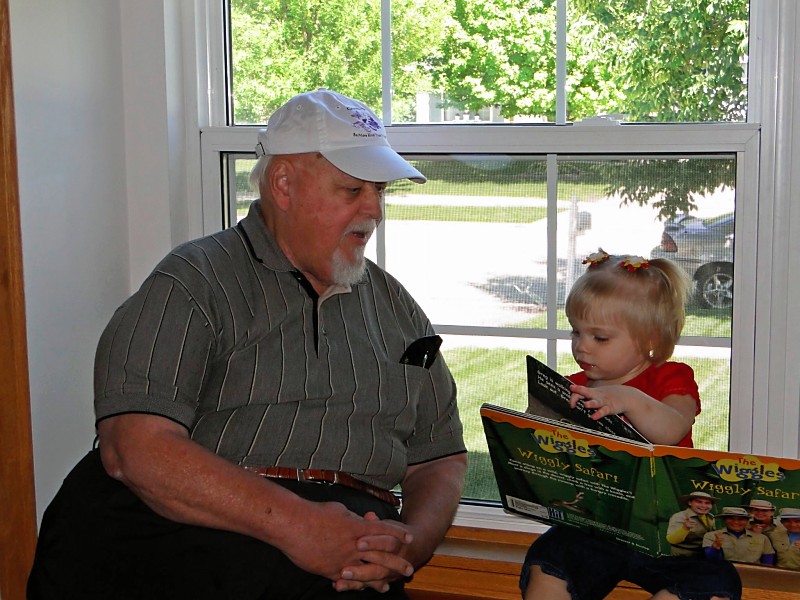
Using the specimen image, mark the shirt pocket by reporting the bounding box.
[376,361,428,442]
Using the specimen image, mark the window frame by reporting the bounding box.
[192,0,800,531]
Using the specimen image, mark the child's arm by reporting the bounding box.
[568,384,696,445]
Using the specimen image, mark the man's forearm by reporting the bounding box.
[400,453,468,567]
[97,413,414,582]
[97,413,310,544]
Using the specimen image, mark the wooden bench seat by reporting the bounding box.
[405,526,800,600]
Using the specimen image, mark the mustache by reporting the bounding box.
[345,221,378,237]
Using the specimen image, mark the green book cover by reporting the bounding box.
[482,402,800,570]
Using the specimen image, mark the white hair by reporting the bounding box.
[249,155,271,192]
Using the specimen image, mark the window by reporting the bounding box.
[226,0,749,125]
[199,0,771,529]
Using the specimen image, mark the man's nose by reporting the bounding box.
[360,184,384,220]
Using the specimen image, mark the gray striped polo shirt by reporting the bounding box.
[94,201,465,490]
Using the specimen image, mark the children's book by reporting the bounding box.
[481,356,800,570]
[524,355,648,443]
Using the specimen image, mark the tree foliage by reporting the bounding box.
[230,0,450,122]
[568,0,748,122]
[231,0,748,124]
[602,158,736,221]
[434,0,748,122]
[430,0,559,118]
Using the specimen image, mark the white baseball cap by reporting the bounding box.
[255,88,426,184]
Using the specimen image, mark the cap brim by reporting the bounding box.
[323,145,426,184]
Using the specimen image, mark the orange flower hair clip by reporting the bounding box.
[619,255,650,272]
[582,250,610,268]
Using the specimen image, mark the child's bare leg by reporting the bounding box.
[522,565,571,600]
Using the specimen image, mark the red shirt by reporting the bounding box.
[567,362,700,448]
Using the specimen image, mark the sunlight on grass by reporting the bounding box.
[385,204,548,223]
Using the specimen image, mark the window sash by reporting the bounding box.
[200,123,760,456]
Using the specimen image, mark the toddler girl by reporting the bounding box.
[520,251,741,600]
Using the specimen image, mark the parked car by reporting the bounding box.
[650,213,734,309]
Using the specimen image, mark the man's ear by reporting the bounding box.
[267,158,292,211]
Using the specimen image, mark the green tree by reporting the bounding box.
[597,158,736,221]
[230,0,450,123]
[431,0,630,121]
[435,0,748,123]
[570,0,748,122]
[429,0,746,216]
[431,0,559,119]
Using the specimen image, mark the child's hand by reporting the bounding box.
[569,384,696,445]
[568,384,641,419]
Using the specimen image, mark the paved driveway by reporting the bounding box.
[381,196,662,327]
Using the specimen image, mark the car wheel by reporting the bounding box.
[694,264,734,309]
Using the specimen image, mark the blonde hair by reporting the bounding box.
[565,254,691,364]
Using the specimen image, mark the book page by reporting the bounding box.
[525,355,648,443]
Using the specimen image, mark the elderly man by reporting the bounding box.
[28,89,467,599]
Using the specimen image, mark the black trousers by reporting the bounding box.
[27,449,408,600]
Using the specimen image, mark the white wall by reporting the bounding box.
[11,0,129,521]
[10,0,186,521]
[119,0,201,287]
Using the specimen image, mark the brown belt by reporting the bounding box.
[245,466,400,507]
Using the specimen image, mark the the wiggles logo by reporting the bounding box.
[711,455,785,482]
[531,428,595,458]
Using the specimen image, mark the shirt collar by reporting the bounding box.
[238,200,295,272]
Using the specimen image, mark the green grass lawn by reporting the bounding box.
[386,158,610,200]
[385,204,549,223]
[510,306,732,338]
[236,156,610,203]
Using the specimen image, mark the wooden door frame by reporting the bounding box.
[0,0,38,598]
